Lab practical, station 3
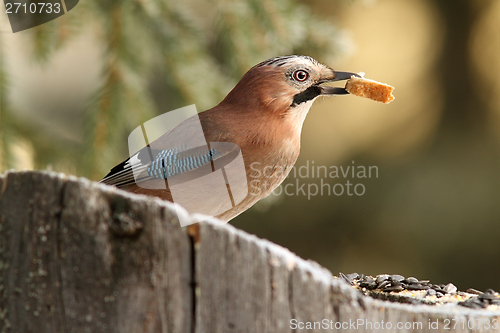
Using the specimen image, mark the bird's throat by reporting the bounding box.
[286,99,315,137]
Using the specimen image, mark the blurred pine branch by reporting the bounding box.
[0,0,349,179]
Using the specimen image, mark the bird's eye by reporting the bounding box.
[293,70,309,82]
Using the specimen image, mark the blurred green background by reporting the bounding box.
[1,0,499,291]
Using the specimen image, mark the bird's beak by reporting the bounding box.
[319,70,362,95]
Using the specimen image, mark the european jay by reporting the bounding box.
[100,55,360,222]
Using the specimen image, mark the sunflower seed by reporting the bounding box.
[376,274,390,284]
[444,283,457,294]
[390,274,405,282]
[384,285,404,292]
[466,288,483,295]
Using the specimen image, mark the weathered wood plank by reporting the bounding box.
[1,171,500,333]
[0,171,193,333]
[0,171,67,333]
[195,221,272,333]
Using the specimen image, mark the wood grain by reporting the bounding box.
[0,171,498,333]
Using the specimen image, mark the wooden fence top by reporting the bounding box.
[1,170,499,332]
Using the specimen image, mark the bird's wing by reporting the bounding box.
[99,143,237,188]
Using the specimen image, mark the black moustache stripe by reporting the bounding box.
[291,86,322,107]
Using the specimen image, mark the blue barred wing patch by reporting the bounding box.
[147,147,221,179]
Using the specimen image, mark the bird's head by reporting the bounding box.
[219,55,360,138]
[221,55,360,116]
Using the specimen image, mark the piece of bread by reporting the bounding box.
[345,76,395,104]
